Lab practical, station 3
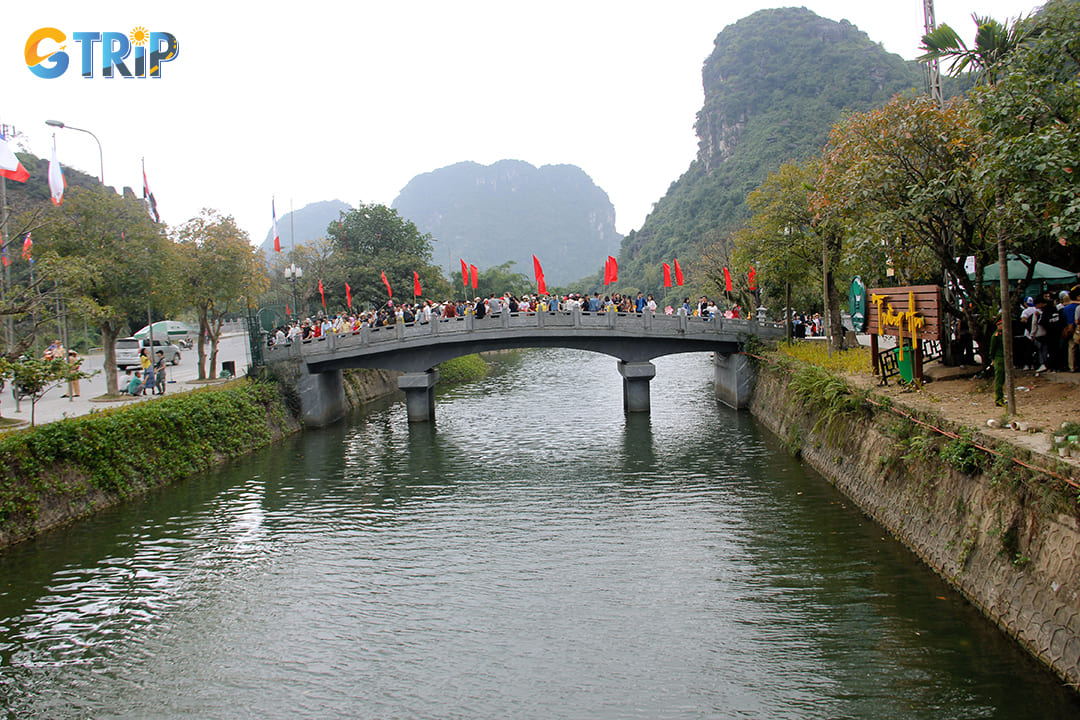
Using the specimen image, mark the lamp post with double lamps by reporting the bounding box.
[284,263,303,320]
[45,119,104,185]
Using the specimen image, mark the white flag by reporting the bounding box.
[48,139,65,205]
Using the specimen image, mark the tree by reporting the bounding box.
[326,204,447,310]
[726,158,850,347]
[473,262,532,300]
[41,185,170,395]
[812,94,999,355]
[174,209,267,379]
[969,0,1080,253]
[920,9,1035,414]
[0,355,91,426]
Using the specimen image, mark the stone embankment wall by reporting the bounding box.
[750,366,1080,688]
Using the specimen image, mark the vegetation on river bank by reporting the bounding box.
[0,379,296,546]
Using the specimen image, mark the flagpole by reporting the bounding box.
[0,121,12,352]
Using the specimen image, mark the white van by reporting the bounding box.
[115,337,182,370]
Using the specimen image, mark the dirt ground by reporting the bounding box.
[844,362,1080,467]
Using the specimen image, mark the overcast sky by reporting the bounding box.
[2,1,1039,248]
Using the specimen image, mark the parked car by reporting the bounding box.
[115,337,181,370]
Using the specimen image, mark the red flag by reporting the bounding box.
[605,255,618,284]
[286,304,292,316]
[22,233,32,262]
[673,257,684,286]
[381,271,393,298]
[460,258,468,286]
[413,271,422,297]
[723,267,732,293]
[663,262,671,288]
[272,199,280,252]
[470,264,478,290]
[748,266,757,291]
[318,279,326,309]
[345,282,352,309]
[533,255,547,295]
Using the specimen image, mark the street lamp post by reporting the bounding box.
[45,119,104,185]
[284,263,303,319]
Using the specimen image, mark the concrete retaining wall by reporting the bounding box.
[750,367,1080,688]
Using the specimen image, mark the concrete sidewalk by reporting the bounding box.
[0,334,252,428]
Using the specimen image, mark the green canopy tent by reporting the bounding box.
[133,320,194,342]
[968,254,1077,297]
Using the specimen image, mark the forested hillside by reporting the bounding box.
[392,159,621,286]
[619,7,925,291]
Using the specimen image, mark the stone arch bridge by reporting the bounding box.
[265,309,785,424]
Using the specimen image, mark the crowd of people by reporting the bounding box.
[1014,287,1080,374]
[267,292,747,346]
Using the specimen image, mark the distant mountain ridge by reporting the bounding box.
[391,159,621,286]
[619,7,927,291]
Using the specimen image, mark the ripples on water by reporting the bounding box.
[1,350,1078,719]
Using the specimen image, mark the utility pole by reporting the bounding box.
[923,0,944,109]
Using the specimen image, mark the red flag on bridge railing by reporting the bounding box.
[381,271,392,298]
[723,267,732,293]
[460,258,468,286]
[604,255,618,284]
[533,255,547,295]
[748,266,757,291]
[345,282,352,309]
[663,262,671,288]
[318,278,327,310]
[673,257,684,286]
[413,271,422,297]
[470,264,478,290]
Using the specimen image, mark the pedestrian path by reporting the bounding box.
[0,334,250,428]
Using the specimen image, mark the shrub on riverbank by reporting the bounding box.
[437,354,489,385]
[0,379,296,545]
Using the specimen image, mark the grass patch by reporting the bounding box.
[777,342,872,375]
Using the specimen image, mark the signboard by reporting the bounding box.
[849,276,867,332]
[866,285,943,385]
[866,285,943,342]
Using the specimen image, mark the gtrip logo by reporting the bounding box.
[26,27,179,79]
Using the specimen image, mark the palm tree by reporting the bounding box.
[919,14,1031,415]
[919,16,1029,83]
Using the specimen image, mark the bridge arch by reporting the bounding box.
[266,308,783,424]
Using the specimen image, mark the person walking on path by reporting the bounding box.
[154,351,167,395]
[62,349,82,398]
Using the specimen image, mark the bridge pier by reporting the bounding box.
[398,369,440,422]
[714,352,755,409]
[618,360,656,413]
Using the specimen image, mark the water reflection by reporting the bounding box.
[0,350,1077,719]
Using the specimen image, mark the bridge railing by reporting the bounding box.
[267,308,784,360]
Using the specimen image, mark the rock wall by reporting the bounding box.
[750,366,1080,688]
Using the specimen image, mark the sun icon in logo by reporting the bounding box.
[129,26,149,46]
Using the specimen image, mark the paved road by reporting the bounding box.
[1,334,252,427]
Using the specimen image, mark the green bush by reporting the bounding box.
[0,379,291,529]
[437,354,488,385]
